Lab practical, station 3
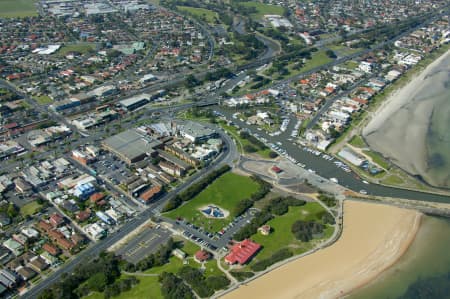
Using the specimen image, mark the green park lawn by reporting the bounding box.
[363,150,391,170]
[20,201,42,216]
[289,50,334,75]
[239,2,285,20]
[84,275,162,299]
[250,202,333,261]
[84,240,224,299]
[328,45,362,56]
[58,43,96,56]
[177,6,218,24]
[0,0,37,18]
[35,95,53,105]
[165,172,260,232]
[348,135,366,148]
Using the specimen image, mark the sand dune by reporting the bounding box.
[222,200,421,299]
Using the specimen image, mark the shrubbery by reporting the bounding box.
[177,266,230,298]
[159,272,194,299]
[251,248,293,272]
[291,220,324,242]
[229,271,255,282]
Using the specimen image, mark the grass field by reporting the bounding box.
[58,43,96,56]
[328,45,362,56]
[84,275,162,299]
[239,2,285,20]
[289,50,334,75]
[20,201,42,216]
[35,95,53,105]
[363,150,391,170]
[177,6,218,24]
[0,0,37,18]
[165,172,260,232]
[84,239,224,299]
[349,135,366,148]
[250,203,332,261]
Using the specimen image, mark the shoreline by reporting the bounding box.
[362,48,450,187]
[221,200,421,299]
[343,209,422,298]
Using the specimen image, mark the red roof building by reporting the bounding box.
[225,239,261,265]
[49,213,64,227]
[194,250,211,263]
[90,192,105,204]
[42,243,60,256]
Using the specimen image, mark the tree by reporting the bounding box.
[7,203,18,218]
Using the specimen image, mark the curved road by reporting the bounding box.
[215,107,450,204]
[20,126,237,299]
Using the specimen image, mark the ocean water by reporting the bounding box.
[348,215,450,299]
[425,87,450,188]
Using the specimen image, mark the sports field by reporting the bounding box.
[0,0,37,18]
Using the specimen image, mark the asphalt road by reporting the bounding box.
[20,125,236,299]
[215,107,450,203]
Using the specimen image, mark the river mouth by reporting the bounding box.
[363,49,450,188]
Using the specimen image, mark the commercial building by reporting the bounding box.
[338,147,366,167]
[50,98,80,112]
[178,122,217,143]
[119,93,150,111]
[102,129,161,164]
[225,239,261,265]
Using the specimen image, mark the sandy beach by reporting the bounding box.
[363,49,450,187]
[222,200,421,299]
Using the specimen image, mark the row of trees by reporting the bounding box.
[178,266,230,298]
[233,175,272,216]
[162,164,231,212]
[251,248,293,272]
[38,252,121,299]
[159,272,194,299]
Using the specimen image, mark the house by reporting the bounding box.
[49,213,64,227]
[40,252,59,266]
[90,192,105,204]
[172,249,186,260]
[225,239,261,265]
[3,239,23,256]
[28,256,49,273]
[258,225,271,236]
[75,209,91,222]
[16,266,37,281]
[42,243,60,256]
[194,250,211,263]
[0,213,11,227]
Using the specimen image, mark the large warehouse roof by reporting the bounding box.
[103,129,161,163]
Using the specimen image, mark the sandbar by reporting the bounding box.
[222,200,421,299]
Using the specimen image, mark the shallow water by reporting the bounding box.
[348,215,450,299]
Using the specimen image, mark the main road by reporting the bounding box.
[20,126,237,299]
